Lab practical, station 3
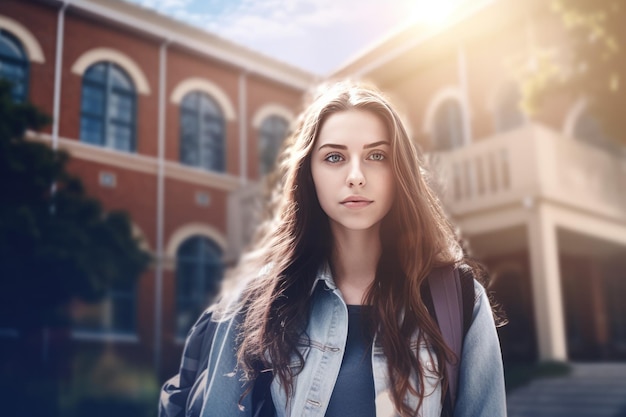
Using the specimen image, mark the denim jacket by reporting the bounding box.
[161,265,506,417]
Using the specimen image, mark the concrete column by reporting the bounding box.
[527,204,568,360]
[456,44,473,146]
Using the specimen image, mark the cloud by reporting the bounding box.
[125,0,416,74]
[138,0,193,11]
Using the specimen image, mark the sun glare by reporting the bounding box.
[408,0,465,27]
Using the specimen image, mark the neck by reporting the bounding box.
[330,224,382,305]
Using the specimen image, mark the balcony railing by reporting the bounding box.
[427,124,626,221]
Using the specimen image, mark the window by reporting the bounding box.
[0,29,28,102]
[180,91,225,172]
[73,279,137,335]
[432,99,464,151]
[573,109,616,152]
[494,83,524,133]
[176,236,223,338]
[80,62,137,152]
[259,115,289,176]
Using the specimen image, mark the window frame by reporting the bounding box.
[175,236,223,339]
[0,29,29,102]
[80,61,138,152]
[432,98,464,151]
[179,91,226,173]
[258,114,289,176]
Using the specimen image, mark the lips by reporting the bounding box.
[340,195,373,208]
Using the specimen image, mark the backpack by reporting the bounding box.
[159,265,474,417]
[426,265,475,416]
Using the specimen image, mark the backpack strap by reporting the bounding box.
[427,265,475,415]
[428,266,463,406]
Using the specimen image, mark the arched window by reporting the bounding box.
[176,236,223,338]
[0,29,28,102]
[259,115,289,176]
[494,83,524,133]
[180,91,225,172]
[432,99,464,151]
[80,62,137,152]
[573,109,614,151]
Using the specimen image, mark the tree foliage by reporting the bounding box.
[0,80,152,329]
[521,0,624,144]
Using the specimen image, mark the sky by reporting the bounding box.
[123,0,466,75]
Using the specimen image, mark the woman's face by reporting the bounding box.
[310,109,395,234]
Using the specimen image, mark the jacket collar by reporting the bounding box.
[310,262,336,294]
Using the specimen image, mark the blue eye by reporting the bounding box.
[368,152,386,161]
[325,154,343,163]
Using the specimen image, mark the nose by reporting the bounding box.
[346,160,366,187]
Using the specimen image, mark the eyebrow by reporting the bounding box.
[317,141,390,151]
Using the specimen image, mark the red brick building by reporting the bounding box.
[0,0,315,378]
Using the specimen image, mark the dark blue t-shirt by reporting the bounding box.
[325,305,376,417]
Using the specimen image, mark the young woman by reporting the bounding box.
[161,81,507,417]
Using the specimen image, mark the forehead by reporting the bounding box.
[316,110,389,146]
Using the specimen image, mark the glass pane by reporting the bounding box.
[199,122,224,171]
[434,100,463,151]
[573,110,613,150]
[180,110,199,166]
[108,124,133,152]
[259,116,288,175]
[0,31,27,59]
[84,62,107,83]
[80,117,103,145]
[81,84,105,115]
[176,261,196,298]
[200,238,222,259]
[181,92,198,111]
[175,236,223,337]
[203,263,222,296]
[0,59,27,102]
[200,94,221,116]
[1,61,25,79]
[109,92,133,122]
[110,65,133,90]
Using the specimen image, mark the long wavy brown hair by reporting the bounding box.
[223,80,466,416]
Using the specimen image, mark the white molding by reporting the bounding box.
[252,103,295,128]
[0,14,45,63]
[165,223,228,259]
[29,131,158,174]
[164,161,240,191]
[170,77,236,120]
[27,131,241,192]
[71,47,151,95]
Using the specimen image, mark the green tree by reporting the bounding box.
[0,79,151,329]
[522,0,624,145]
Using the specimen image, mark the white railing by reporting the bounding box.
[428,124,626,221]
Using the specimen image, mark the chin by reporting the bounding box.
[332,218,383,232]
